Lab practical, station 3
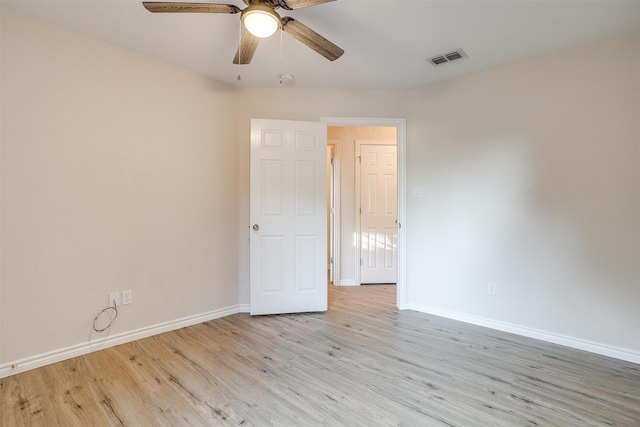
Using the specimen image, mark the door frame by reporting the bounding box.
[327,140,340,286]
[355,140,397,287]
[321,117,407,310]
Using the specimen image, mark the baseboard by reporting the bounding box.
[405,302,640,365]
[7,301,634,379]
[0,304,243,379]
[337,280,358,287]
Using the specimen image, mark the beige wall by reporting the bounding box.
[1,6,638,370]
[405,33,640,355]
[1,9,240,364]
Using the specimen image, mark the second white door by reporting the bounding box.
[359,144,398,284]
[250,119,328,315]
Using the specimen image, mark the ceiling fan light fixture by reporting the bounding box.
[241,5,280,38]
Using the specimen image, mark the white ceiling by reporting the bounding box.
[3,0,639,90]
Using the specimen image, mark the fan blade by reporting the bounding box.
[279,0,335,10]
[233,30,260,64]
[282,17,343,61]
[142,2,241,14]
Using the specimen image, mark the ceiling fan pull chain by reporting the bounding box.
[279,26,283,79]
[237,19,242,81]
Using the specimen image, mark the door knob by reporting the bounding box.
[252,224,260,231]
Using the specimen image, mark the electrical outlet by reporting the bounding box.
[109,291,121,307]
[122,289,132,305]
[488,282,497,295]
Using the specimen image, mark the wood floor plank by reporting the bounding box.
[1,285,638,426]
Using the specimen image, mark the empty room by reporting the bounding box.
[1,0,639,425]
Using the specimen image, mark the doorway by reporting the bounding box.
[323,118,407,310]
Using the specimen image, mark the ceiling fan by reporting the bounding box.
[142,0,344,65]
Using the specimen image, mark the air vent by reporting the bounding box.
[428,49,467,67]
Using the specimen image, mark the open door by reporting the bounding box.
[250,119,328,315]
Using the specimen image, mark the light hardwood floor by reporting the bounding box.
[2,285,639,426]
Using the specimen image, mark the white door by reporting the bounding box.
[360,144,397,284]
[250,119,327,315]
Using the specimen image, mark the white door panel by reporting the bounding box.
[360,144,397,284]
[250,119,327,315]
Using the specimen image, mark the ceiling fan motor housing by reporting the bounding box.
[241,3,282,38]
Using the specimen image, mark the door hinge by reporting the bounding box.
[358,156,361,164]
[360,259,363,266]
[359,207,362,214]
[330,257,334,264]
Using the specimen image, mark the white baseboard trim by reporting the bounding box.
[405,302,640,365]
[0,304,243,379]
[238,304,251,313]
[337,280,358,287]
